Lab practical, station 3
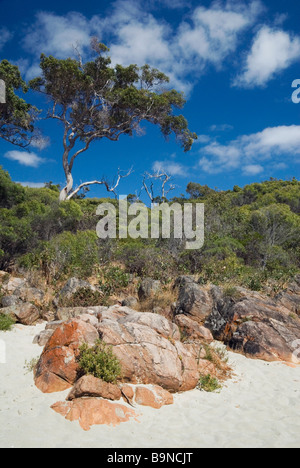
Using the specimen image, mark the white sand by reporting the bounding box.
[0,322,300,448]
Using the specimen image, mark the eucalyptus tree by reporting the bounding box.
[0,60,38,147]
[30,43,197,201]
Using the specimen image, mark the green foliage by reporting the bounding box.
[0,167,26,208]
[29,49,196,199]
[0,166,299,291]
[0,313,15,331]
[115,239,176,282]
[99,266,130,297]
[0,60,38,147]
[186,182,215,199]
[38,230,100,280]
[197,374,221,393]
[58,287,102,308]
[24,357,39,374]
[223,286,242,301]
[78,339,122,383]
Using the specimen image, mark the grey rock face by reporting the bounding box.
[138,278,161,301]
[174,276,213,324]
[53,277,99,307]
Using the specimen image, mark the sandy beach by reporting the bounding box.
[0,322,299,449]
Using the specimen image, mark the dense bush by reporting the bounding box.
[0,313,15,331]
[78,340,122,383]
[0,166,299,288]
[98,266,130,297]
[58,287,103,308]
[18,230,100,280]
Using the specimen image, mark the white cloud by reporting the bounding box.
[30,136,51,151]
[20,1,263,92]
[195,134,212,144]
[234,26,300,88]
[152,160,188,177]
[177,1,262,67]
[242,164,264,176]
[0,27,13,51]
[103,0,263,94]
[199,125,300,175]
[17,182,45,188]
[210,124,234,132]
[24,11,96,59]
[4,151,46,168]
[158,0,189,9]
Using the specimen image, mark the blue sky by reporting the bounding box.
[0,0,300,200]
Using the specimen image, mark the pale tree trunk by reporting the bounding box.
[59,164,133,202]
[59,171,74,202]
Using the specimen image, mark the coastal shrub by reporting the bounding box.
[78,340,122,383]
[58,287,103,308]
[197,374,221,393]
[23,230,100,280]
[99,266,130,297]
[223,286,242,301]
[24,357,39,374]
[116,240,176,282]
[0,313,15,331]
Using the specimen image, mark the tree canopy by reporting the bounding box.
[0,60,38,147]
[29,45,197,201]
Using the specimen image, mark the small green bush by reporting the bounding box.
[78,339,122,383]
[197,374,221,393]
[59,287,103,308]
[0,313,15,331]
[223,286,242,301]
[99,266,130,297]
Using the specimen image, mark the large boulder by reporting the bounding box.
[53,277,100,307]
[67,375,122,401]
[138,278,161,301]
[276,275,300,315]
[1,303,40,325]
[174,276,213,324]
[55,305,106,321]
[1,295,21,308]
[14,286,45,307]
[206,286,300,363]
[175,314,213,342]
[35,306,214,394]
[34,319,99,393]
[98,307,211,392]
[2,277,27,294]
[134,385,173,409]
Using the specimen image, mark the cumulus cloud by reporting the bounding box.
[23,11,96,59]
[0,27,13,51]
[198,125,300,175]
[152,160,188,177]
[20,0,263,93]
[210,124,234,132]
[242,164,264,176]
[30,136,51,151]
[17,182,46,188]
[178,1,262,67]
[234,26,300,88]
[4,151,47,168]
[22,11,102,79]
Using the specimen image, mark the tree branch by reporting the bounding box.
[66,167,133,200]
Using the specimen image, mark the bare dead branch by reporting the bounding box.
[142,170,176,202]
[65,167,133,200]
